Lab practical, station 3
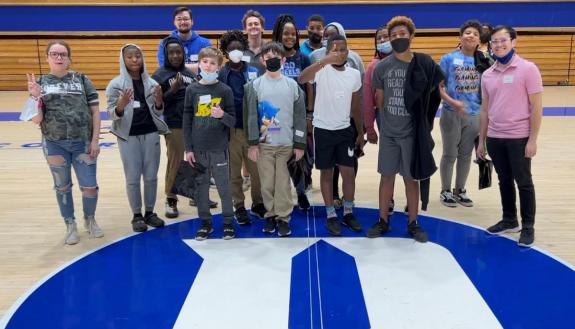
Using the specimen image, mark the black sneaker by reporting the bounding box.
[366,218,390,238]
[297,193,311,211]
[144,213,165,228]
[235,207,251,225]
[189,198,218,209]
[388,199,395,215]
[518,228,535,247]
[165,198,179,218]
[251,203,267,219]
[262,217,276,233]
[440,190,458,208]
[222,223,235,240]
[277,220,292,237]
[326,217,342,236]
[195,221,214,241]
[487,219,521,235]
[342,213,362,232]
[453,188,474,207]
[131,215,148,233]
[407,220,428,243]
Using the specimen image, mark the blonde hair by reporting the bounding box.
[198,47,224,66]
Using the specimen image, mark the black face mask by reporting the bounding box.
[332,60,347,68]
[265,57,282,72]
[391,38,410,53]
[308,31,322,44]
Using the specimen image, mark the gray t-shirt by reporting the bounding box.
[252,74,301,147]
[372,55,413,138]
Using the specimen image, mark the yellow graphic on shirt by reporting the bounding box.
[197,97,222,117]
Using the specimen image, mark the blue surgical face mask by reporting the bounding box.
[493,48,515,65]
[376,41,392,54]
[200,70,218,82]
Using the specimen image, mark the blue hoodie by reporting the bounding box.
[157,30,211,66]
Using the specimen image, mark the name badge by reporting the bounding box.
[241,55,251,63]
[189,54,199,62]
[248,72,257,80]
[199,95,211,104]
[503,75,514,84]
[133,100,141,109]
[453,58,464,66]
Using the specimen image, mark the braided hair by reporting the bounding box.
[219,30,249,55]
[271,14,300,51]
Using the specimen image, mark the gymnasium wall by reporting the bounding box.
[1,1,574,90]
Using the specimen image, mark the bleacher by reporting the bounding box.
[1,31,573,90]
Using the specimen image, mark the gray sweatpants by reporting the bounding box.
[194,150,234,224]
[118,132,161,214]
[439,110,479,191]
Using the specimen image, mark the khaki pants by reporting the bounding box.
[257,144,293,221]
[164,128,185,199]
[229,128,263,208]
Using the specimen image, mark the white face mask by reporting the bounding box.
[228,49,243,63]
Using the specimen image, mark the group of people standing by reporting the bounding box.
[27,7,542,248]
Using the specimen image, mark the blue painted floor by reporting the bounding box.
[1,207,574,329]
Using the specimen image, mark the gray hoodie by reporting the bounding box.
[309,22,365,78]
[106,44,169,141]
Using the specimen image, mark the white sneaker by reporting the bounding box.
[84,217,104,238]
[65,222,80,245]
[242,176,251,192]
[440,190,458,208]
[453,188,474,207]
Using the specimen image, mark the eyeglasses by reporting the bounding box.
[48,52,69,59]
[175,17,191,22]
[490,38,510,46]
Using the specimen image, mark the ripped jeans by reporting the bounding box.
[42,138,98,223]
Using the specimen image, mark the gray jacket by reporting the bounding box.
[106,44,169,141]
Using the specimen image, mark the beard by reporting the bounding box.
[178,27,191,34]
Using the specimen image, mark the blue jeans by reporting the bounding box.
[42,139,98,223]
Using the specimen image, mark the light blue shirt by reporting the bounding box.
[440,50,481,116]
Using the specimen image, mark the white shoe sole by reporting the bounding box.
[456,200,474,207]
[441,200,458,208]
[487,227,522,235]
[518,241,534,248]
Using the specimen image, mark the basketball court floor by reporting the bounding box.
[0,87,574,328]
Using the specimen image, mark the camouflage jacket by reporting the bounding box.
[39,72,99,141]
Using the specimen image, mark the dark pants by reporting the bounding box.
[486,137,535,228]
[194,150,234,224]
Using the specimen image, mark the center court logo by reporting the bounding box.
[1,208,573,329]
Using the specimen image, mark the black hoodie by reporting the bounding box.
[152,37,197,129]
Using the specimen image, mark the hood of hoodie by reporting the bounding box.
[161,37,187,71]
[119,43,151,82]
[170,30,199,42]
[325,22,347,39]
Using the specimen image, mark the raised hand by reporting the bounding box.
[322,43,346,65]
[210,102,224,118]
[153,85,163,108]
[26,73,42,98]
[170,72,183,93]
[116,89,133,114]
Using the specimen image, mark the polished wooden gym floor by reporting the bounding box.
[0,87,574,318]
